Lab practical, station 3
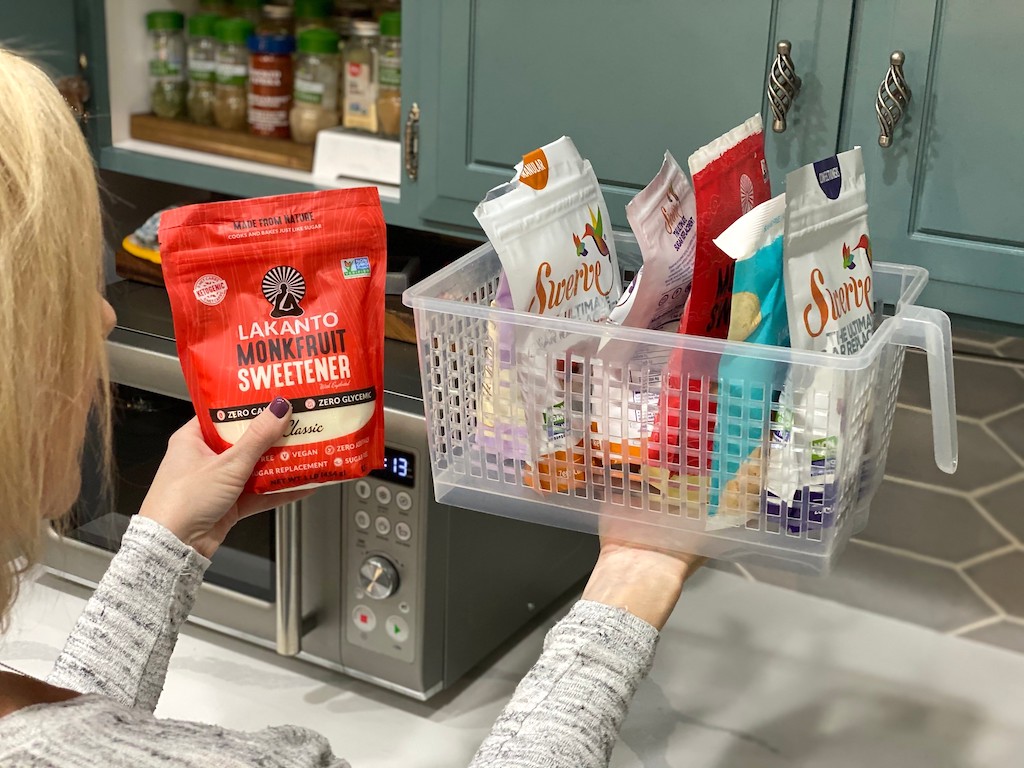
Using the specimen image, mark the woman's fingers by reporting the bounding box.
[220,396,292,476]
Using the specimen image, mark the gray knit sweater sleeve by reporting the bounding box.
[46,515,210,713]
[470,599,660,768]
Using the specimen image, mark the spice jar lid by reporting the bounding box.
[188,13,220,38]
[215,17,255,44]
[262,4,294,20]
[147,11,185,31]
[248,33,297,54]
[298,28,341,54]
[350,20,379,37]
[295,0,332,20]
[379,12,401,39]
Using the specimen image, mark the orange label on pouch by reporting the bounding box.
[519,148,550,190]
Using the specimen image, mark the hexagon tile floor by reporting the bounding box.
[717,326,1024,655]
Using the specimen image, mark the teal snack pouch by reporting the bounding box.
[707,194,789,525]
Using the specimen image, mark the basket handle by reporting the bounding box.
[889,305,958,473]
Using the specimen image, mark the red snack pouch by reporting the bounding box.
[649,115,770,476]
[160,188,386,494]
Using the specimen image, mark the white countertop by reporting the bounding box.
[5,567,1024,767]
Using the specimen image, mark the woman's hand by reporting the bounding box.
[139,397,311,558]
[582,540,704,631]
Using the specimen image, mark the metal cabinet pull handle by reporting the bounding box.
[56,74,90,126]
[876,51,912,147]
[404,103,421,181]
[767,40,801,133]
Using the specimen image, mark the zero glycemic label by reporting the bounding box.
[160,189,387,494]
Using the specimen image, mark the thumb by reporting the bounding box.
[223,396,292,473]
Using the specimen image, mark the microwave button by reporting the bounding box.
[375,485,392,505]
[374,516,392,536]
[354,510,371,530]
[398,601,410,614]
[395,521,412,542]
[385,615,410,643]
[395,491,413,511]
[352,605,377,632]
[355,480,372,500]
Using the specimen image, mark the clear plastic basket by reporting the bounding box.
[403,232,958,574]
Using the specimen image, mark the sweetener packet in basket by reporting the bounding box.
[767,148,874,508]
[590,152,697,475]
[609,151,696,332]
[707,193,788,526]
[648,115,771,510]
[161,188,387,494]
[474,136,622,491]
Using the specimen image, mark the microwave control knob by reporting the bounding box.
[359,555,399,600]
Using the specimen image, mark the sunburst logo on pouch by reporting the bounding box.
[262,266,306,318]
[739,174,755,213]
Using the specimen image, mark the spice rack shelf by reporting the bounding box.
[129,113,316,171]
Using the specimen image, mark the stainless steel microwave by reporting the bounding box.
[45,281,597,700]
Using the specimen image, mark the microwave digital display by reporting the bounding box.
[370,447,415,487]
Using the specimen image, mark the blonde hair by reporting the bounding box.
[0,49,110,628]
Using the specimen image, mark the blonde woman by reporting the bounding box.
[0,49,701,767]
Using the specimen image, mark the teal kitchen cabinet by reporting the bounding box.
[1,1,428,231]
[410,0,855,232]
[840,0,1023,324]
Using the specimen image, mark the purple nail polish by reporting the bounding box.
[269,397,289,418]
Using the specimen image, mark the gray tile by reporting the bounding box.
[990,407,1024,462]
[857,480,1009,562]
[978,478,1024,544]
[747,542,995,632]
[899,353,1024,418]
[884,408,1020,492]
[962,621,1024,654]
[965,550,1024,618]
[951,358,1024,420]
[896,350,930,409]
[996,337,1024,363]
[951,324,1005,346]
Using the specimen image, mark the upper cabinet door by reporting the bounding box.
[842,0,1024,323]
[413,0,854,233]
[1,0,105,152]
[2,0,79,75]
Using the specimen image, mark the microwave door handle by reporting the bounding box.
[275,502,302,656]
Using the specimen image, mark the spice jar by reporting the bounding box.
[186,13,220,125]
[147,11,187,119]
[259,3,295,37]
[342,20,378,133]
[290,28,341,144]
[213,18,253,131]
[232,0,263,26]
[295,0,332,35]
[248,32,295,138]
[199,0,229,17]
[376,12,400,139]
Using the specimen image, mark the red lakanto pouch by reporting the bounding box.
[649,115,770,478]
[160,188,386,493]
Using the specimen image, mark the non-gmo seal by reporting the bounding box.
[194,274,228,306]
